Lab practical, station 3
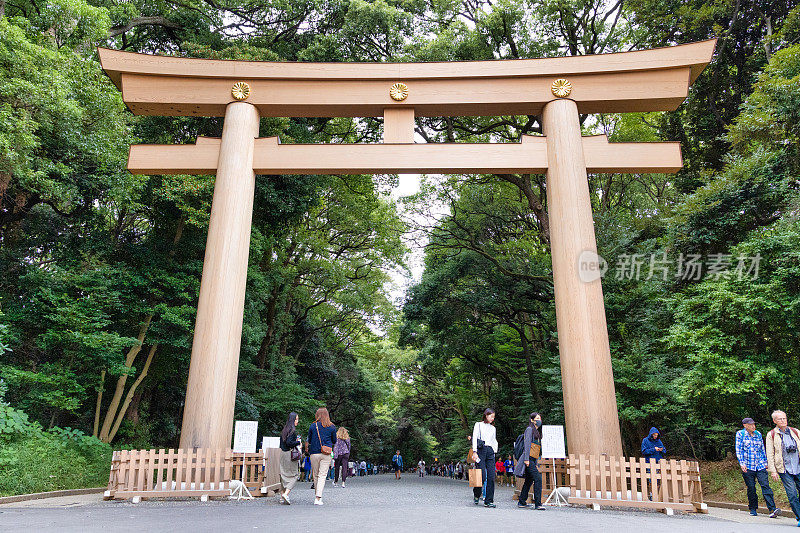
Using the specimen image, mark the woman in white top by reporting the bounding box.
[471,408,498,507]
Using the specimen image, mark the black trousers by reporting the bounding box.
[334,454,349,483]
[518,458,542,506]
[473,447,496,503]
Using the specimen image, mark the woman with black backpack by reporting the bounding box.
[278,411,301,504]
[514,412,546,510]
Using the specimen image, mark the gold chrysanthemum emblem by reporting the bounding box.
[231,82,251,101]
[551,79,572,98]
[389,83,409,101]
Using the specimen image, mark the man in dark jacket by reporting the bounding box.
[641,427,666,463]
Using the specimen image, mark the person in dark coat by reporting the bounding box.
[515,412,546,510]
[641,427,666,463]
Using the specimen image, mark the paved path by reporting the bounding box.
[0,474,796,532]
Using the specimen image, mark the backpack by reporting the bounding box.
[513,433,525,461]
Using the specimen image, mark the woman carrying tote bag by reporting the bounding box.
[471,408,498,508]
[278,411,302,504]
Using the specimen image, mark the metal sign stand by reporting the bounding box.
[231,462,254,500]
[544,457,568,506]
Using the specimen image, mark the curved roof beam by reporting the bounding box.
[98,40,715,118]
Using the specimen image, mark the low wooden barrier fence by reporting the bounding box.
[514,458,569,502]
[228,448,282,496]
[569,454,704,513]
[231,452,265,495]
[105,448,232,500]
[514,455,704,513]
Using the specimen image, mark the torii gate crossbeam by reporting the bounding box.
[99,40,715,457]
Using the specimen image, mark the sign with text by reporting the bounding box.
[232,420,258,453]
[541,425,566,459]
[262,436,281,449]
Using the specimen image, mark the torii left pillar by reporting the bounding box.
[180,102,260,449]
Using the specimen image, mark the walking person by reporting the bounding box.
[278,411,302,504]
[393,450,404,479]
[333,427,351,488]
[418,459,426,477]
[736,417,781,517]
[515,412,545,510]
[307,407,337,506]
[495,457,506,487]
[302,453,312,483]
[504,455,515,487]
[767,410,800,526]
[471,408,498,508]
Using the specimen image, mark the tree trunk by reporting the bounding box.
[98,315,152,441]
[126,387,144,425]
[517,323,543,405]
[107,343,158,442]
[92,370,105,438]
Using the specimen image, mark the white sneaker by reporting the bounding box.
[280,492,291,504]
[341,482,346,488]
[332,482,337,487]
[314,498,324,506]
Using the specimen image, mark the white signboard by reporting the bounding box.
[262,436,281,449]
[232,420,258,453]
[541,425,566,459]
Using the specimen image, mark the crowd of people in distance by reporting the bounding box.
[275,402,800,524]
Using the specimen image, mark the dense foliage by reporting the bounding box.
[0,0,799,496]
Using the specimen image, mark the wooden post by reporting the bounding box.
[179,102,260,450]
[542,98,623,457]
[383,108,415,143]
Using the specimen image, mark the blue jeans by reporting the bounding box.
[779,472,800,519]
[742,469,775,512]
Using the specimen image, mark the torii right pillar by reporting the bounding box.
[543,97,623,457]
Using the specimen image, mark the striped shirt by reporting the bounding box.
[736,429,768,471]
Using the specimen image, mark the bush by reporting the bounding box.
[0,428,112,496]
[0,380,112,496]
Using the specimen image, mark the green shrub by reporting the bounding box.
[0,381,111,496]
[0,428,112,496]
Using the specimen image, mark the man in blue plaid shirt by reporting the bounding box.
[737,417,781,517]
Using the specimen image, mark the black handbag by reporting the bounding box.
[290,446,302,461]
[476,423,485,450]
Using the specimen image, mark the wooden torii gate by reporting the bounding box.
[99,40,715,456]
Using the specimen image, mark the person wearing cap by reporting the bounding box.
[736,417,781,517]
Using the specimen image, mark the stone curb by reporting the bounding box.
[705,500,771,513]
[0,487,105,505]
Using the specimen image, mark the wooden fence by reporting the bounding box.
[568,454,704,513]
[231,452,265,495]
[105,448,232,500]
[228,448,282,496]
[514,458,569,503]
[513,455,704,513]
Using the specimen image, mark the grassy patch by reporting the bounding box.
[701,457,790,507]
[0,430,112,496]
